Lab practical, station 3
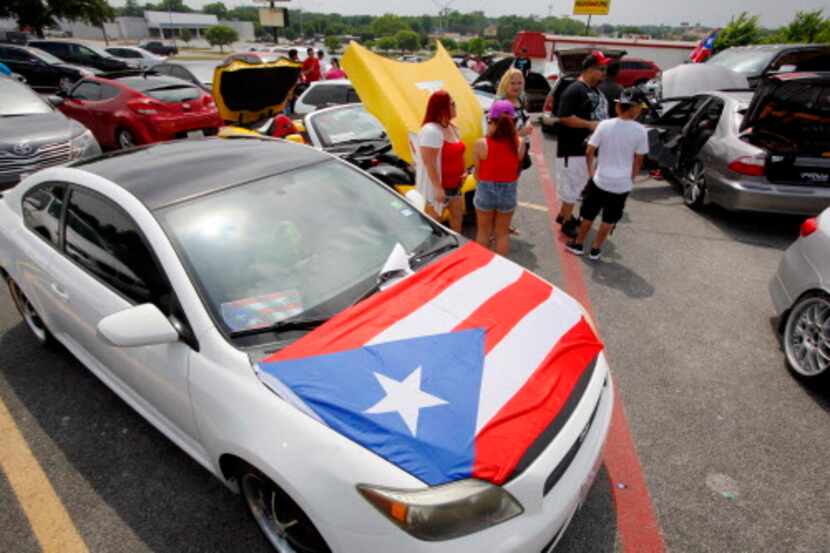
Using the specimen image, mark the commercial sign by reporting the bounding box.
[573,0,611,15]
[259,7,288,27]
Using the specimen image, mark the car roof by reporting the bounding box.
[72,137,330,211]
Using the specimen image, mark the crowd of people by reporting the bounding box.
[414,50,651,261]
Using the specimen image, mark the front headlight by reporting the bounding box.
[357,479,523,541]
[69,129,100,160]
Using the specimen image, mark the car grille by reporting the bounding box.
[0,141,72,180]
[542,377,608,497]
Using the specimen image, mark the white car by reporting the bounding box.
[0,137,613,553]
[105,46,166,70]
[770,209,830,381]
[293,79,359,116]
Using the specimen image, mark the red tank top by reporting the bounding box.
[440,140,466,188]
[478,137,520,183]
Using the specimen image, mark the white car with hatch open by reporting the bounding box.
[0,136,613,553]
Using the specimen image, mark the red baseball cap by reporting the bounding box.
[582,50,612,70]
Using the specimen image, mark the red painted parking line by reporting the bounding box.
[531,128,667,553]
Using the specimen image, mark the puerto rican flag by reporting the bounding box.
[258,242,603,486]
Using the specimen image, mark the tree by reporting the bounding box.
[324,35,341,53]
[154,0,192,13]
[370,14,410,37]
[202,2,228,19]
[205,25,238,52]
[778,9,828,43]
[121,0,143,17]
[0,0,115,37]
[375,35,398,53]
[394,29,419,53]
[180,28,192,45]
[714,12,761,52]
[466,36,486,56]
[440,37,458,51]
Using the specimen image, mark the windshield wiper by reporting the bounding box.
[411,233,459,268]
[349,243,413,306]
[229,317,329,339]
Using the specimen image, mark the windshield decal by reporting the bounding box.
[221,290,303,333]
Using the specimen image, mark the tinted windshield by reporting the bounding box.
[28,47,64,65]
[158,160,435,336]
[707,49,776,75]
[0,81,52,116]
[182,62,216,84]
[145,85,201,102]
[311,106,386,146]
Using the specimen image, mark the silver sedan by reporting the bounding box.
[770,209,830,380]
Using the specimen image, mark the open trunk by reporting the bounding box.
[213,58,302,125]
[740,72,830,185]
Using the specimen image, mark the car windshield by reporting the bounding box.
[0,80,52,116]
[145,85,201,102]
[27,47,64,65]
[157,160,436,336]
[311,105,386,146]
[707,49,777,75]
[182,62,217,84]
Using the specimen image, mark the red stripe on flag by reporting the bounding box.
[265,242,495,363]
[453,271,552,353]
[472,318,603,484]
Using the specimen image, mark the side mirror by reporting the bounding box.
[97,304,179,348]
[46,94,64,107]
[405,189,426,212]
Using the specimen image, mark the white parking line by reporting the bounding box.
[0,395,89,553]
[518,201,549,212]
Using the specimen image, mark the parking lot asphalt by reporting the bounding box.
[1,129,828,553]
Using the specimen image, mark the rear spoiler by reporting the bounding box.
[97,69,145,80]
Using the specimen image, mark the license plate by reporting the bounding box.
[187,130,204,139]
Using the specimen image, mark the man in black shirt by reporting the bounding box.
[513,48,532,80]
[555,50,610,237]
[599,60,624,115]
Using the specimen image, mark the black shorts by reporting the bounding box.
[443,186,462,198]
[579,179,628,224]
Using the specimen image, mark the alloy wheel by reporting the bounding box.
[7,280,48,343]
[683,161,705,209]
[118,129,135,149]
[240,471,328,553]
[785,295,830,378]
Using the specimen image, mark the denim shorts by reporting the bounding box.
[474,181,518,213]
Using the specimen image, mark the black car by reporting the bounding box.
[706,44,830,88]
[140,41,178,56]
[151,60,216,91]
[28,40,129,72]
[472,57,551,112]
[0,78,101,189]
[0,44,97,92]
[0,30,30,45]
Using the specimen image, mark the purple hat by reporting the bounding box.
[488,99,517,121]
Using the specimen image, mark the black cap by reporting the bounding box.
[617,87,650,107]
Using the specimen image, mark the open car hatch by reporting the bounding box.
[213,57,301,125]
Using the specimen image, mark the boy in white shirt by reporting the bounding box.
[566,87,650,260]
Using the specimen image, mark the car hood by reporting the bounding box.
[342,41,483,165]
[739,72,830,133]
[660,64,747,99]
[0,112,78,146]
[212,57,302,124]
[555,48,626,75]
[256,242,604,486]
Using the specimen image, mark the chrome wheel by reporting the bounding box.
[240,471,329,553]
[683,161,705,209]
[117,129,135,149]
[7,280,49,344]
[58,77,73,93]
[784,295,830,378]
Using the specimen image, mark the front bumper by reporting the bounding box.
[769,239,823,318]
[319,356,614,553]
[707,173,830,216]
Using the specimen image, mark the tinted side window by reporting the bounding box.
[0,47,27,61]
[303,85,343,107]
[171,66,192,82]
[22,183,66,246]
[346,88,360,103]
[99,84,120,100]
[153,64,172,76]
[71,81,101,100]
[64,189,168,306]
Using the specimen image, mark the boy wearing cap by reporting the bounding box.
[565,88,650,260]
[555,51,611,238]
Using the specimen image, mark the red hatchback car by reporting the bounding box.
[58,75,224,149]
[617,58,661,87]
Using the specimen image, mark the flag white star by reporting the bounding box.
[364,366,448,436]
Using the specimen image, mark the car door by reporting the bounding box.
[61,80,103,141]
[44,185,202,448]
[647,95,711,168]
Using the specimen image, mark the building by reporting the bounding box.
[143,11,217,39]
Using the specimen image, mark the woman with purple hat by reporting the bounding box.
[472,100,527,256]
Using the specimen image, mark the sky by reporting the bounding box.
[121,0,830,28]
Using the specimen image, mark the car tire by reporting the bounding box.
[6,278,56,348]
[682,160,706,211]
[783,292,830,382]
[237,465,331,553]
[116,128,137,150]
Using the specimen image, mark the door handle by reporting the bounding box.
[51,283,70,301]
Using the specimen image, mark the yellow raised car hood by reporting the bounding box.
[342,41,483,165]
[213,58,301,125]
